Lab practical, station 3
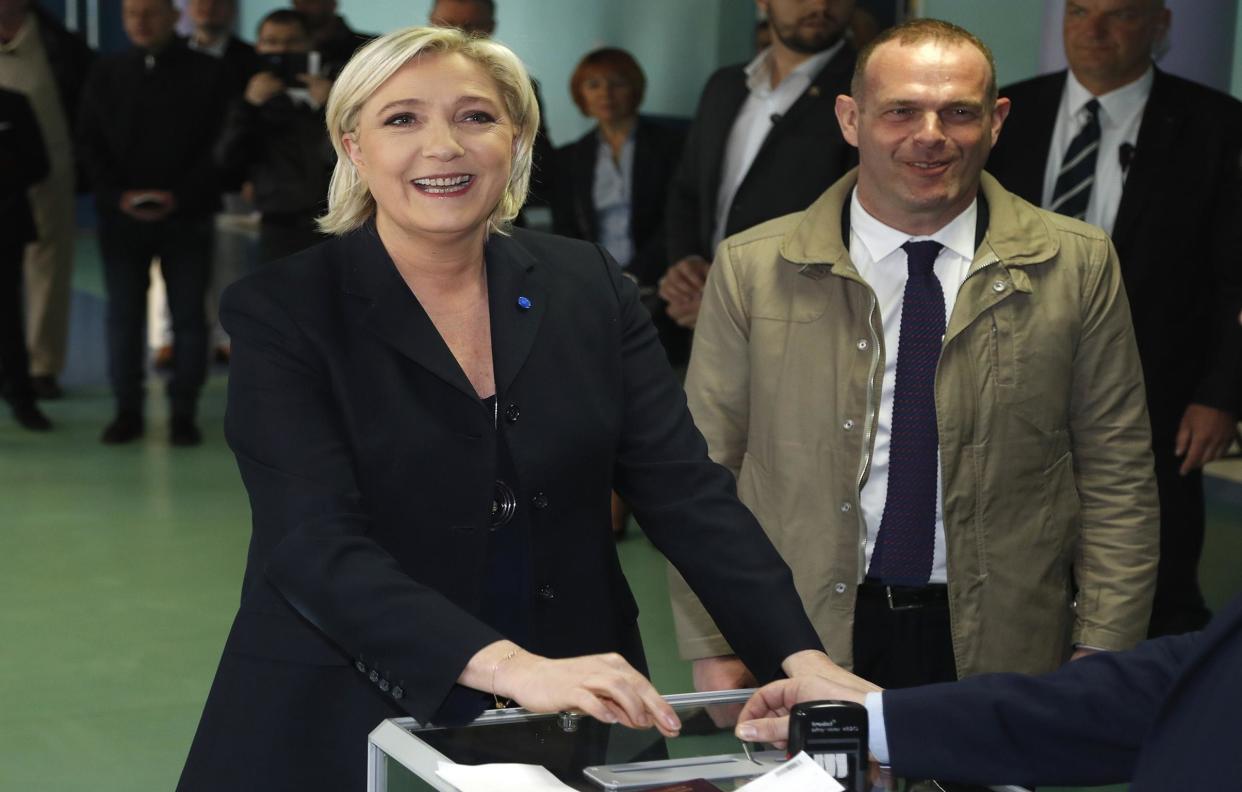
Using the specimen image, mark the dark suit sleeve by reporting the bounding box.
[1194,119,1242,412]
[171,58,226,211]
[1,92,50,190]
[214,97,262,190]
[600,245,823,681]
[665,76,721,263]
[883,631,1200,788]
[220,279,504,724]
[76,62,124,210]
[628,125,686,287]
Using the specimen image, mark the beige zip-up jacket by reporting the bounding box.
[670,171,1159,678]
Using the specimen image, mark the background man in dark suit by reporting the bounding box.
[736,588,1242,790]
[77,0,227,446]
[657,0,858,332]
[986,0,1242,637]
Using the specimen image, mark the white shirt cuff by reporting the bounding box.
[864,691,891,765]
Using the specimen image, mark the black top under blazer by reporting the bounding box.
[665,44,857,263]
[178,224,822,791]
[986,68,1242,425]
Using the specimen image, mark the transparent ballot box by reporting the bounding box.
[367,690,1030,792]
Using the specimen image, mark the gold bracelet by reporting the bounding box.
[491,648,519,709]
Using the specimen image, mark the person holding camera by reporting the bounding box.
[215,9,335,264]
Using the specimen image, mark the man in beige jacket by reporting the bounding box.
[672,18,1158,693]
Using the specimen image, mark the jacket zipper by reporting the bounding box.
[855,289,881,582]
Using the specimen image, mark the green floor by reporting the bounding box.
[2,238,1239,791]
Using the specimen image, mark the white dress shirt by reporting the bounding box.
[1041,67,1152,234]
[851,191,978,585]
[710,41,843,250]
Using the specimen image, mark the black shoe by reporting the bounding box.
[11,402,52,431]
[170,414,202,447]
[101,410,144,444]
[30,376,63,400]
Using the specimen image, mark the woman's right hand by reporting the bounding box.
[463,641,681,736]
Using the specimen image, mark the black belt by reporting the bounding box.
[858,580,948,610]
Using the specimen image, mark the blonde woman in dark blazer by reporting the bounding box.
[178,26,870,792]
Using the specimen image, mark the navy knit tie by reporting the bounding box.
[869,240,944,585]
[1049,99,1101,220]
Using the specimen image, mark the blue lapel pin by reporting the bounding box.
[517,296,532,310]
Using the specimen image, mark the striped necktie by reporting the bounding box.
[868,240,944,585]
[1049,99,1101,220]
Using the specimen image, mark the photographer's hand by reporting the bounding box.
[298,73,333,108]
[245,72,285,106]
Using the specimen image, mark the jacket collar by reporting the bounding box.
[341,222,546,400]
[780,168,1061,276]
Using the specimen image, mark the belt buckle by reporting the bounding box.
[885,585,922,611]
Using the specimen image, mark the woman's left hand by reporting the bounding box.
[497,649,682,736]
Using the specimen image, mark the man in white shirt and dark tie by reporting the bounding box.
[987,0,1242,639]
[673,17,1159,693]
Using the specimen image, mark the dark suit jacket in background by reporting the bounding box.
[0,87,50,250]
[987,69,1242,426]
[665,45,857,263]
[77,39,227,217]
[551,117,686,288]
[884,590,1242,789]
[178,226,823,791]
[31,3,94,192]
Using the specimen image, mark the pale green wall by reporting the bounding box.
[238,0,756,147]
[1234,2,1242,98]
[920,0,1046,89]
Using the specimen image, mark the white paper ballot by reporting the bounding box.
[735,751,846,792]
[435,761,578,791]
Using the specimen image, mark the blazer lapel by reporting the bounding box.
[1112,70,1183,252]
[485,233,546,397]
[341,225,477,399]
[751,44,850,164]
[571,133,598,240]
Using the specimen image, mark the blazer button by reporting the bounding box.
[490,480,517,528]
[392,686,404,700]
[537,584,556,600]
[504,403,521,423]
[369,670,380,684]
[355,660,366,674]
[378,678,390,692]
[531,491,549,510]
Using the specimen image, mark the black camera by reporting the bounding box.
[258,52,316,84]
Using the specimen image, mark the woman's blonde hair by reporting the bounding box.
[317,26,539,236]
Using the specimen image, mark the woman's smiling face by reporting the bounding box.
[343,51,515,244]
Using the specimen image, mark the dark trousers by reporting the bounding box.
[853,582,958,689]
[98,213,212,416]
[1148,429,1211,637]
[0,244,35,406]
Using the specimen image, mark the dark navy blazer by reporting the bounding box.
[178,225,822,791]
[885,589,1242,788]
